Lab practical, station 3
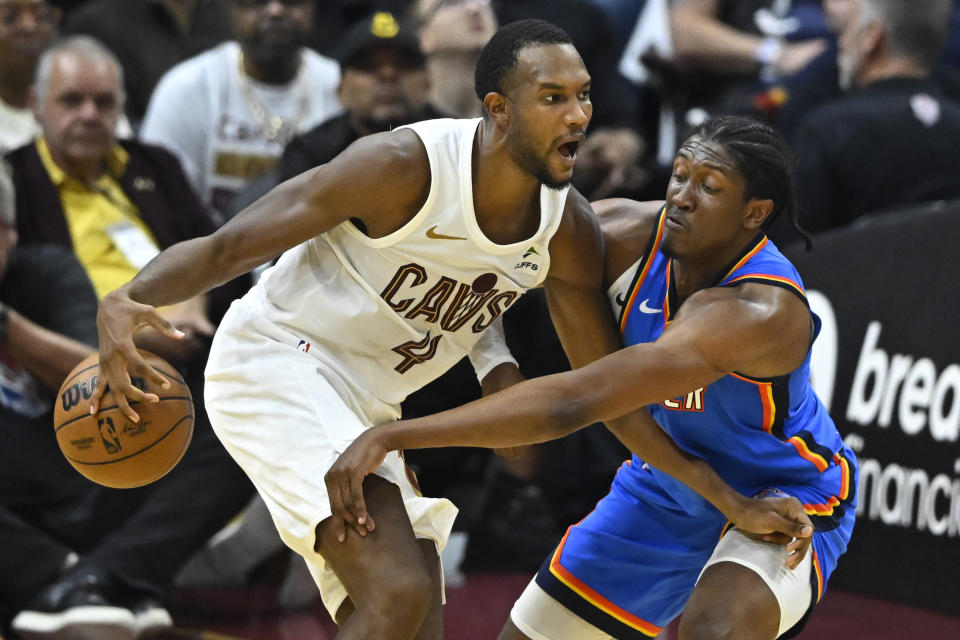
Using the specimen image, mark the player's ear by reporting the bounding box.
[745,198,774,229]
[483,91,509,128]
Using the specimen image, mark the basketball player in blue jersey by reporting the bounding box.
[93,16,813,638]
[327,115,857,640]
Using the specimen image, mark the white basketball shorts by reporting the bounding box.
[204,300,458,617]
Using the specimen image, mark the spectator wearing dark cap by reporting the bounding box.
[279,9,445,180]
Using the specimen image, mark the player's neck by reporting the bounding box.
[471,120,542,241]
[671,234,762,301]
[670,259,716,305]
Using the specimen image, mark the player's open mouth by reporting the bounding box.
[557,139,581,165]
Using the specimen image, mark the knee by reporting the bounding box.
[382,568,433,613]
[678,610,738,640]
[364,568,434,635]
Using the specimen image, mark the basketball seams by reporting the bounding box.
[54,350,195,488]
[58,359,186,389]
[60,361,101,387]
[61,414,194,467]
[151,366,188,388]
[54,396,193,433]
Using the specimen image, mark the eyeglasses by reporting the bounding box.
[0,2,59,28]
[232,0,312,9]
[421,0,492,24]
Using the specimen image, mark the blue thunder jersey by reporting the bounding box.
[535,208,858,639]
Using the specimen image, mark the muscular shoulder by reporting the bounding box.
[356,128,429,194]
[593,198,664,289]
[316,127,431,236]
[348,127,428,171]
[672,283,811,378]
[545,189,604,290]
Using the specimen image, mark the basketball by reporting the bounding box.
[53,350,195,489]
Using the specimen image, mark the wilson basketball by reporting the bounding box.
[53,350,194,489]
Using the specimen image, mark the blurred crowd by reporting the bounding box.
[2,0,960,638]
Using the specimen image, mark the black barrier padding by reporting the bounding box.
[783,201,960,615]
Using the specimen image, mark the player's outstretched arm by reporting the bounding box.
[325,196,814,558]
[92,130,432,421]
[325,286,812,551]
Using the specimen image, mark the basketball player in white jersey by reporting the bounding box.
[92,19,810,640]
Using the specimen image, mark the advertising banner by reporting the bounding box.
[785,204,960,614]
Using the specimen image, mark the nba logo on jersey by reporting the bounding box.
[297,339,311,353]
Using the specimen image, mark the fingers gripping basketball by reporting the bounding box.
[53,350,195,488]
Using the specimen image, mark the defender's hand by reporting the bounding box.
[90,288,184,422]
[731,494,814,570]
[324,428,389,543]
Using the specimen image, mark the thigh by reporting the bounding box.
[682,528,812,640]
[508,578,615,640]
[682,562,780,640]
[314,475,439,610]
[534,486,716,637]
[328,538,443,639]
[205,347,385,556]
[414,538,443,640]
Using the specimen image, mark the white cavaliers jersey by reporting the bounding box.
[247,118,569,407]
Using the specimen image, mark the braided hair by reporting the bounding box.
[684,115,812,250]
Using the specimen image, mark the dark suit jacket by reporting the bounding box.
[5,138,248,322]
[7,139,217,250]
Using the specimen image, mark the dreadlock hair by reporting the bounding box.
[474,19,573,110]
[684,115,812,251]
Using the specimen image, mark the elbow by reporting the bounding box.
[542,389,600,440]
[206,232,250,285]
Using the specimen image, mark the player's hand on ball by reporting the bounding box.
[91,286,186,422]
[732,493,813,570]
[325,428,390,542]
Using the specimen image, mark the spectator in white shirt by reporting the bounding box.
[140,0,341,218]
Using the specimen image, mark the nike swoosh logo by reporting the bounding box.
[638,298,662,314]
[615,293,627,307]
[426,225,467,241]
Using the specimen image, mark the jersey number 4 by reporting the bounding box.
[391,332,443,373]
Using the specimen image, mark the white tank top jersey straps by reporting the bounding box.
[246,117,569,409]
